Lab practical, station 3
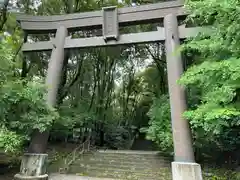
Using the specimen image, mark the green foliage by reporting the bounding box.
[141,95,173,153]
[184,0,240,58]
[104,125,132,149]
[179,59,240,135]
[0,127,24,153]
[0,31,59,153]
[203,169,240,180]
[58,101,96,128]
[140,0,240,161]
[0,80,59,132]
[0,34,16,81]
[177,0,240,163]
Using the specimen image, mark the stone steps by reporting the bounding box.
[72,161,170,169]
[74,156,170,166]
[50,173,119,180]
[70,164,168,173]
[79,155,171,161]
[70,167,171,180]
[67,150,172,180]
[81,151,172,160]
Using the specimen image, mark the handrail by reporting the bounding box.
[59,137,91,173]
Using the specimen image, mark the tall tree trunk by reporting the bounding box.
[0,0,9,31]
[28,131,49,153]
[57,53,69,104]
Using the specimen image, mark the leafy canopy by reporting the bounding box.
[0,32,59,153]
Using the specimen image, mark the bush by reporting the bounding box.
[141,95,173,154]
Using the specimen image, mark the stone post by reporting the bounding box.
[164,13,203,180]
[14,25,68,180]
[14,154,48,180]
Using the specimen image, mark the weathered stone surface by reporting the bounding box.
[60,150,172,180]
[14,154,48,180]
[172,162,203,180]
[164,13,195,163]
[20,153,48,176]
[14,174,48,180]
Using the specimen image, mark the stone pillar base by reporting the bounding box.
[14,174,48,180]
[14,153,48,180]
[172,162,203,180]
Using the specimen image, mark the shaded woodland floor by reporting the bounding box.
[0,167,18,180]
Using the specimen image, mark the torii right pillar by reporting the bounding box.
[164,13,203,180]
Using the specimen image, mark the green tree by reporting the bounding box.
[139,0,240,165]
[0,32,58,154]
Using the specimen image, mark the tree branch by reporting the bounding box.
[144,44,166,65]
[60,57,84,101]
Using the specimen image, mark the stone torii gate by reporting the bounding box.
[14,1,203,180]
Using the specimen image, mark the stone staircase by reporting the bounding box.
[67,150,173,180]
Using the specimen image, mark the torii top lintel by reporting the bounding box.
[16,0,186,33]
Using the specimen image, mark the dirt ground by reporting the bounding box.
[0,170,17,180]
[0,143,80,180]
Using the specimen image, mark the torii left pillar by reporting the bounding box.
[14,26,68,180]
